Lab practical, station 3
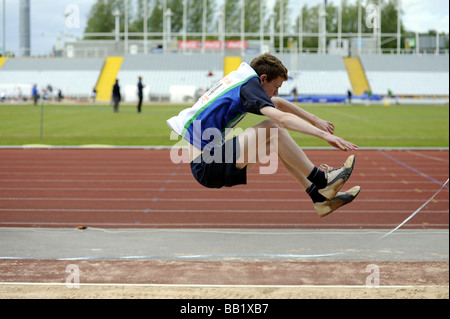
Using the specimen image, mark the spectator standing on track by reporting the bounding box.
[32,84,39,106]
[168,53,361,218]
[91,87,97,103]
[291,86,298,103]
[112,79,121,113]
[57,89,64,102]
[347,89,353,105]
[47,84,53,102]
[137,76,145,113]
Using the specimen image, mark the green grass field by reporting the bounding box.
[0,102,448,148]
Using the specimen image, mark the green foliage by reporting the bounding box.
[84,0,130,39]
[83,0,415,50]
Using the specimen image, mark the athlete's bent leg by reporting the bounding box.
[236,119,315,190]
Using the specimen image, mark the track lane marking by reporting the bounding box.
[380,151,449,189]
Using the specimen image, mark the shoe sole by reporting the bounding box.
[319,155,356,200]
[315,186,361,218]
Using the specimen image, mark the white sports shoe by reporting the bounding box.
[318,155,356,200]
[314,186,361,218]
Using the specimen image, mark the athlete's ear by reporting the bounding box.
[260,74,268,84]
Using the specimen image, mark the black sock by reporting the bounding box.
[307,167,327,189]
[306,184,328,203]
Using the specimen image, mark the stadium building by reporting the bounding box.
[0,0,448,104]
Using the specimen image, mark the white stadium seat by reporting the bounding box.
[360,55,449,96]
[0,58,104,99]
[1,53,447,101]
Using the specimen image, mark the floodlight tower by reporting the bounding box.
[113,9,121,42]
[19,0,31,56]
[182,0,187,54]
[318,0,327,55]
[218,11,225,53]
[202,0,207,54]
[240,0,245,56]
[144,0,148,54]
[2,0,5,56]
[270,12,276,52]
[165,8,173,53]
[279,0,284,54]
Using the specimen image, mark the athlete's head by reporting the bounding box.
[250,53,288,98]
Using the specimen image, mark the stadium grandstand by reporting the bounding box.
[1,53,448,104]
[0,57,104,100]
[360,54,449,98]
[0,0,448,104]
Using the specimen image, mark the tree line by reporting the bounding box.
[84,0,445,50]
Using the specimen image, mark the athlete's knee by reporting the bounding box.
[259,120,291,145]
[258,119,281,129]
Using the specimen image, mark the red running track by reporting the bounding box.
[0,149,448,229]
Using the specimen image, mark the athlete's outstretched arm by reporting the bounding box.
[260,106,358,152]
[271,97,335,135]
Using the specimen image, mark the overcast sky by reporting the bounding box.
[1,0,448,56]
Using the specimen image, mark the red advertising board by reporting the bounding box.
[203,40,222,50]
[226,40,247,50]
[178,40,200,49]
[178,40,247,50]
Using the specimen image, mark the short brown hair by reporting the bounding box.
[250,53,288,82]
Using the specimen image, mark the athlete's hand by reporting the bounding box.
[314,119,335,135]
[324,133,358,151]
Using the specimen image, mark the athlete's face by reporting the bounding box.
[260,75,285,98]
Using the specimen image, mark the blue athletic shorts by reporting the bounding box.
[190,136,247,189]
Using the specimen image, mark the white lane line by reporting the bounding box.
[1,282,436,289]
[0,197,447,203]
[0,208,448,214]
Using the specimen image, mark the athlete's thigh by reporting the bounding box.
[235,120,275,170]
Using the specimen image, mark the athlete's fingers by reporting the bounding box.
[340,138,358,151]
[345,141,358,150]
[338,141,348,151]
[328,122,335,134]
[332,139,347,151]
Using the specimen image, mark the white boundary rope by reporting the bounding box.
[378,178,449,241]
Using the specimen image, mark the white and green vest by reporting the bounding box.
[167,63,259,151]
